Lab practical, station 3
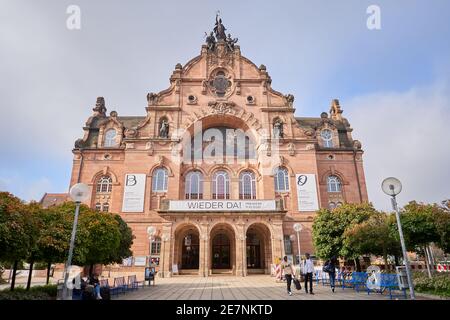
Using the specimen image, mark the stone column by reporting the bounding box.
[231,177,239,199]
[199,222,209,277]
[271,222,284,274]
[204,178,211,199]
[235,221,246,276]
[159,223,173,277]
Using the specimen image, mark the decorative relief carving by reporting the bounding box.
[287,142,295,156]
[146,141,154,155]
[208,101,236,115]
[124,128,137,138]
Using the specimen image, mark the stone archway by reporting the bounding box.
[173,224,201,274]
[209,223,236,274]
[246,223,272,274]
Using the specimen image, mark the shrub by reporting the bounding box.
[0,284,57,300]
[413,272,450,297]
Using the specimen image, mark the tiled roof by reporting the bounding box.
[40,193,70,208]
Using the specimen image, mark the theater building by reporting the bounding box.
[69,19,368,277]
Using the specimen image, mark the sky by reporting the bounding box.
[0,0,449,211]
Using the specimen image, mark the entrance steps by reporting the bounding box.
[177,269,199,276]
[247,268,265,274]
[211,269,233,275]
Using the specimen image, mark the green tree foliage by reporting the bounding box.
[343,212,400,267]
[434,212,450,253]
[312,202,376,260]
[0,192,39,290]
[397,201,440,251]
[108,215,134,264]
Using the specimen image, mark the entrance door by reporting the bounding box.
[181,233,199,269]
[246,232,262,269]
[212,233,230,269]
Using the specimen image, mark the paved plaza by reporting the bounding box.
[116,275,426,300]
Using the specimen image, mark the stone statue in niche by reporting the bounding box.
[273,120,284,138]
[159,119,169,138]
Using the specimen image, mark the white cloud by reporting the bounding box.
[346,80,450,211]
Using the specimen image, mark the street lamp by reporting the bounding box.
[293,223,303,267]
[382,177,415,300]
[161,234,170,278]
[62,183,89,300]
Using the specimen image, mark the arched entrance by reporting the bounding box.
[174,224,200,273]
[212,233,231,269]
[210,223,236,274]
[246,223,272,274]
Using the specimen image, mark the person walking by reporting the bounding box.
[303,253,314,295]
[280,256,295,296]
[325,256,338,292]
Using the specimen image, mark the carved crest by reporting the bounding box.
[208,101,236,115]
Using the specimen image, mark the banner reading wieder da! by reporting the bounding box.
[296,174,319,211]
[122,174,146,212]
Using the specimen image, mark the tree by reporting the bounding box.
[35,206,78,285]
[397,201,441,277]
[108,215,134,264]
[312,202,376,269]
[78,209,121,276]
[343,212,400,268]
[0,192,37,290]
[399,201,440,251]
[432,207,450,254]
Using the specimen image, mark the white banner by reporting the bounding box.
[122,174,146,212]
[296,174,319,211]
[168,200,277,212]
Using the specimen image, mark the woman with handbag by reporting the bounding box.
[280,256,295,296]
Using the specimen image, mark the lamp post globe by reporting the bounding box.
[289,234,296,241]
[69,183,90,202]
[293,223,303,232]
[381,177,402,197]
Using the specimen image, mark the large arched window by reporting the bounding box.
[104,129,117,147]
[321,129,333,148]
[96,176,112,193]
[239,171,256,199]
[327,175,342,192]
[185,171,203,199]
[274,167,289,192]
[152,168,168,192]
[212,170,230,199]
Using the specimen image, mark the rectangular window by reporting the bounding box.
[284,235,292,255]
[151,242,161,255]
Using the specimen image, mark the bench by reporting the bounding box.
[367,273,407,299]
[342,272,367,292]
[127,275,145,290]
[110,276,128,296]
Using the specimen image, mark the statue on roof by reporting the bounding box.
[92,97,107,116]
[205,31,216,51]
[225,33,238,52]
[214,12,227,41]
